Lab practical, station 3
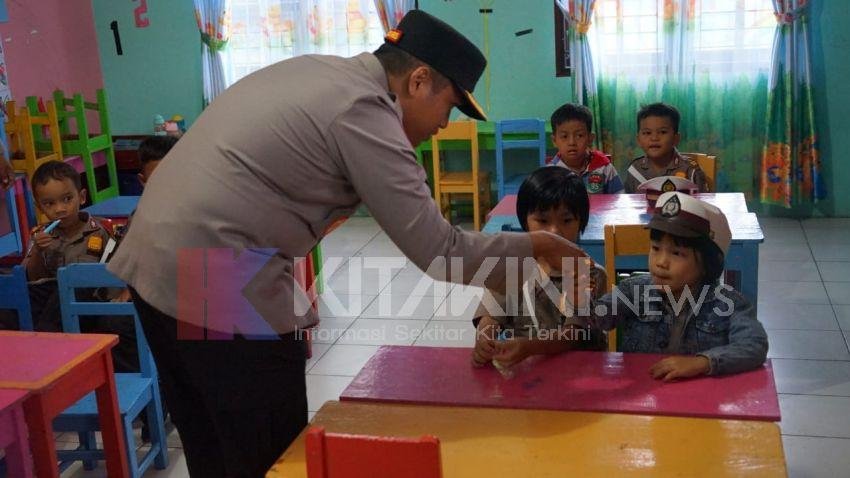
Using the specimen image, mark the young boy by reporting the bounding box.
[110,135,179,303]
[550,103,623,194]
[23,161,114,331]
[137,135,178,187]
[588,192,768,379]
[472,167,607,368]
[624,102,708,193]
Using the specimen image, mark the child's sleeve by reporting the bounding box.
[697,289,768,375]
[605,165,625,194]
[692,166,709,192]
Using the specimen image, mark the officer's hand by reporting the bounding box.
[530,231,588,274]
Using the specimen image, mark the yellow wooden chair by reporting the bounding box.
[431,120,491,231]
[5,100,63,180]
[603,224,651,352]
[681,152,717,192]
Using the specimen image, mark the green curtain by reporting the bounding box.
[760,0,825,207]
[588,0,774,196]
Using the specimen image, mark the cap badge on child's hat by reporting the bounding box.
[662,178,677,193]
[660,194,681,217]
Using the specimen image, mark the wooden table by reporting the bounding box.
[267,401,787,477]
[0,331,129,478]
[341,346,780,421]
[484,193,763,301]
[0,388,33,477]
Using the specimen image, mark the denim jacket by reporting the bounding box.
[588,275,768,375]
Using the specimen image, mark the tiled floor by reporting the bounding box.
[62,215,850,477]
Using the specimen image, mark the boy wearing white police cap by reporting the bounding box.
[586,191,767,381]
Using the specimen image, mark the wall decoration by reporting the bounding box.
[134,0,150,28]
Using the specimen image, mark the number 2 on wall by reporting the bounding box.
[134,0,150,28]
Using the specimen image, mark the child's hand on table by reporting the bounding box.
[472,316,499,367]
[649,355,710,381]
[493,338,532,368]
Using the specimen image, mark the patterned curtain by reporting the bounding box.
[556,0,602,146]
[760,0,824,207]
[194,0,231,106]
[587,0,774,197]
[373,0,414,32]
[224,0,383,85]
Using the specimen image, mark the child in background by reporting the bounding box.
[588,192,768,379]
[549,103,623,194]
[137,135,178,187]
[472,167,607,368]
[23,161,114,331]
[110,134,179,304]
[624,102,708,193]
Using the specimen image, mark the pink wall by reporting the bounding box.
[0,0,104,102]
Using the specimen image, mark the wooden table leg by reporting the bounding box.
[0,403,34,477]
[22,397,59,478]
[94,352,130,478]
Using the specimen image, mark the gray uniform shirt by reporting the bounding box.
[108,53,532,335]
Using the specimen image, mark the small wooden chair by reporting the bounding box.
[681,152,717,192]
[47,89,120,204]
[5,100,63,181]
[603,224,651,352]
[306,426,442,478]
[431,120,490,230]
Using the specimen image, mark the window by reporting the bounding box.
[223,0,386,85]
[553,3,572,77]
[589,0,775,80]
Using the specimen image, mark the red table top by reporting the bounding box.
[0,331,117,391]
[0,388,29,412]
[341,346,780,421]
[488,192,749,219]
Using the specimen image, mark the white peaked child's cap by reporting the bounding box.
[649,191,732,256]
[638,176,699,209]
[637,175,699,195]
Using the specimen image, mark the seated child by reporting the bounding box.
[24,160,114,331]
[624,102,709,193]
[472,167,608,368]
[588,191,768,379]
[109,135,179,303]
[137,135,178,188]
[550,103,623,194]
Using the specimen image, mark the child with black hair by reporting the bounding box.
[624,102,708,193]
[472,167,607,368]
[588,192,768,380]
[137,135,178,187]
[550,103,623,194]
[23,160,114,331]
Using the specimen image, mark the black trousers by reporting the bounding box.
[129,288,308,478]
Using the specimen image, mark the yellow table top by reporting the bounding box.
[267,401,787,477]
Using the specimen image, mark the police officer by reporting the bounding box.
[109,10,586,477]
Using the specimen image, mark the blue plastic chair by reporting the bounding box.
[494,119,547,200]
[0,174,33,331]
[55,263,168,476]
